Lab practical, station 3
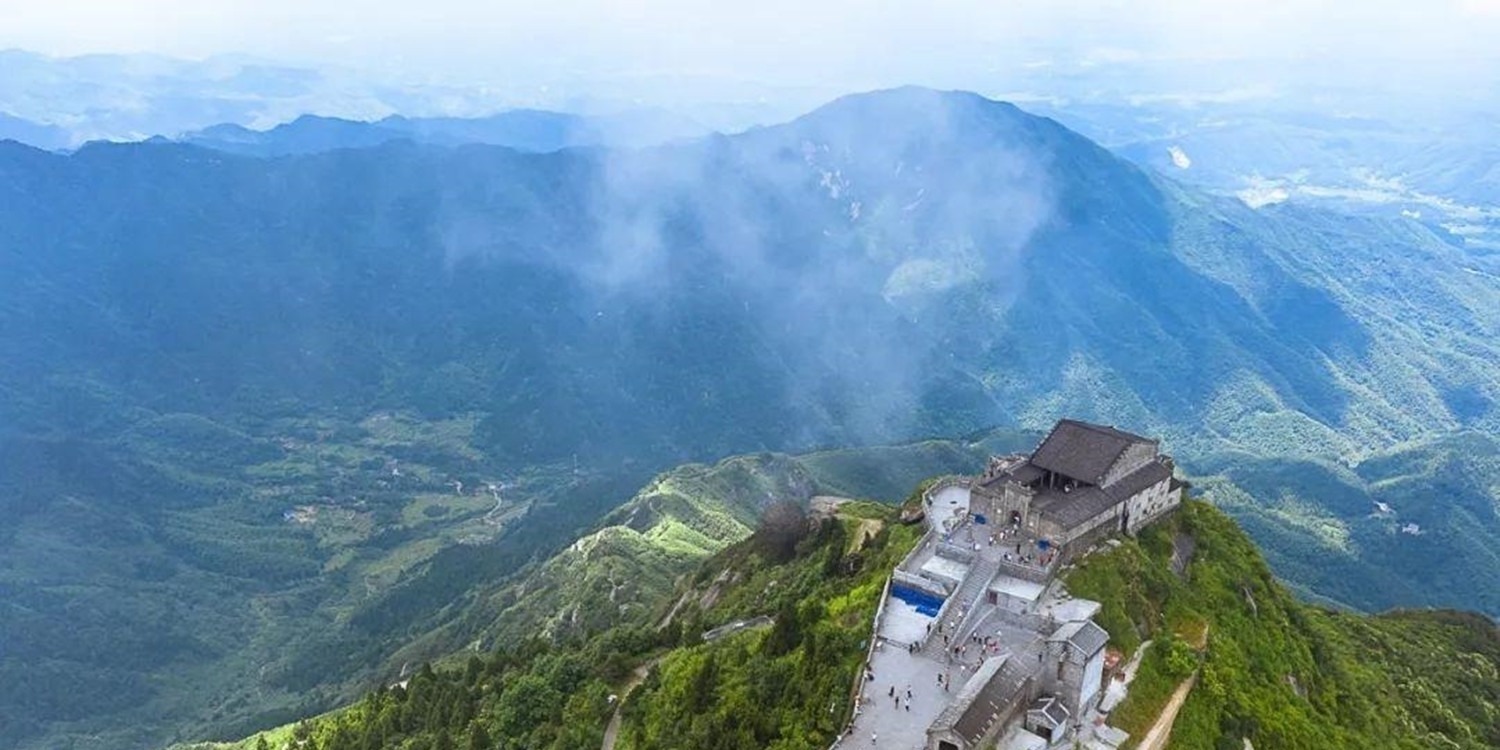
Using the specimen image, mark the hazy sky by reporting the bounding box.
[4,0,1498,90]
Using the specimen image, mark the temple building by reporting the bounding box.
[840,419,1185,750]
[968,420,1184,557]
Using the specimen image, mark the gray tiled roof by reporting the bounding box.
[1048,619,1110,657]
[931,648,1038,745]
[1027,695,1071,728]
[1008,463,1045,485]
[1029,420,1153,484]
[1104,461,1173,502]
[1033,486,1116,528]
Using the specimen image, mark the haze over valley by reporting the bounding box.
[1,3,1497,749]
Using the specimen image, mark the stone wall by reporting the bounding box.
[830,575,895,750]
[894,569,952,599]
[1103,441,1158,486]
[936,541,977,564]
[897,529,937,573]
[996,557,1054,584]
[1125,477,1180,535]
[1061,509,1125,556]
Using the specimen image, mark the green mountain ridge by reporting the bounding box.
[190,453,1499,750]
[385,433,1037,660]
[4,86,1499,749]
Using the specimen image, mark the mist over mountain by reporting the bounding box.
[0,49,519,146]
[1031,100,1500,253]
[0,48,764,149]
[2,86,1498,749]
[178,109,709,156]
[9,87,1494,454]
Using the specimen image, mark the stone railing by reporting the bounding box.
[935,541,976,564]
[895,528,935,573]
[922,475,974,533]
[829,575,893,749]
[922,474,971,503]
[996,556,1056,584]
[921,587,962,651]
[892,568,952,599]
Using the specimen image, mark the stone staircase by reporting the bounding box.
[955,604,1002,648]
[924,554,1000,656]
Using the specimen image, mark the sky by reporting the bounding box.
[3,0,1498,92]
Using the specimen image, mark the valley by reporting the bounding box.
[1,87,1497,749]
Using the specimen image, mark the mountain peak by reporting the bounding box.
[793,86,1031,132]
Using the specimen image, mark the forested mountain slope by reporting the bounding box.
[192,475,1499,750]
[3,87,1498,748]
[5,88,1495,467]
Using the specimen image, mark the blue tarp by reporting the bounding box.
[890,585,945,617]
[974,513,988,525]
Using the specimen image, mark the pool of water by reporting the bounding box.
[890,584,945,617]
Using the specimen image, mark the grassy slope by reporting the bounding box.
[182,504,920,750]
[165,433,1009,750]
[421,436,1021,654]
[1066,499,1500,750]
[615,507,923,750]
[199,467,1497,750]
[20,414,1489,750]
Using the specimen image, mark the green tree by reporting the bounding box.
[467,723,492,750]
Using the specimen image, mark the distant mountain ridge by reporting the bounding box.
[178,107,709,156]
[0,112,70,150]
[2,86,1498,750]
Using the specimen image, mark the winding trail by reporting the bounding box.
[1137,673,1198,750]
[482,481,506,526]
[601,656,663,750]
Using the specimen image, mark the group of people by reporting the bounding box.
[885,683,914,712]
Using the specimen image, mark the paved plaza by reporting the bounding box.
[830,421,1185,749]
[832,524,1074,750]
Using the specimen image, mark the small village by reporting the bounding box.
[835,420,1185,750]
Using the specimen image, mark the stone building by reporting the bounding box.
[1040,619,1110,715]
[925,649,1038,750]
[845,420,1184,750]
[969,420,1183,556]
[920,618,1110,750]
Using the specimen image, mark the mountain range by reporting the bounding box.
[176,110,707,156]
[2,86,1497,749]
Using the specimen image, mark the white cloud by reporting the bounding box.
[0,1,1494,102]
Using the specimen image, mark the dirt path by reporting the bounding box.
[601,657,662,750]
[1136,673,1197,750]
